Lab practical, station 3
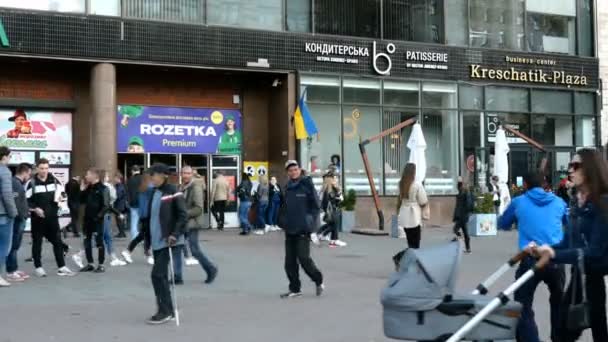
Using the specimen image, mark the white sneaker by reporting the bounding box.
[310,233,320,245]
[110,258,127,267]
[0,276,10,287]
[6,273,25,282]
[264,225,272,233]
[333,240,348,247]
[253,230,265,235]
[185,257,199,266]
[147,256,155,265]
[121,250,133,264]
[72,253,84,269]
[35,267,47,277]
[272,226,282,232]
[318,234,330,242]
[57,266,76,277]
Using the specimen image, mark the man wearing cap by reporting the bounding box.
[279,160,324,299]
[127,136,145,153]
[146,163,188,325]
[7,109,32,138]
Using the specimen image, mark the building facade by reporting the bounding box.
[0,0,600,227]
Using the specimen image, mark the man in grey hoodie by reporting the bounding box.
[0,146,19,286]
[5,163,32,282]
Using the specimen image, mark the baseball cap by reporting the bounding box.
[285,160,299,170]
[128,136,144,146]
[147,163,170,175]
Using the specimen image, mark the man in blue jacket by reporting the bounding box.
[498,172,567,342]
[280,160,324,299]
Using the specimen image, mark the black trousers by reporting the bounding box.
[404,226,421,249]
[284,234,323,293]
[84,219,105,265]
[557,270,608,342]
[318,222,338,241]
[31,216,66,269]
[212,200,226,227]
[127,219,150,253]
[453,220,471,251]
[67,202,80,234]
[151,248,174,316]
[514,257,565,342]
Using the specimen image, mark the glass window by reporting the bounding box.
[422,109,459,194]
[383,109,418,195]
[526,0,576,54]
[532,116,573,146]
[315,0,380,38]
[422,83,457,108]
[575,116,596,147]
[469,0,525,50]
[575,92,595,114]
[342,106,382,195]
[90,0,120,16]
[299,104,342,191]
[286,0,310,32]
[343,78,380,104]
[207,0,282,30]
[445,0,468,46]
[383,81,419,107]
[578,0,594,56]
[123,0,203,23]
[531,90,572,114]
[301,75,340,103]
[459,85,483,110]
[462,111,484,149]
[0,0,85,12]
[383,0,444,43]
[485,86,529,112]
[488,113,530,142]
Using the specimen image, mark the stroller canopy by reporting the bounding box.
[381,242,462,311]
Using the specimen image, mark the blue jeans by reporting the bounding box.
[239,200,252,232]
[0,216,14,274]
[257,201,268,227]
[129,207,140,240]
[188,230,216,277]
[103,214,113,254]
[6,217,25,273]
[268,197,281,226]
[171,245,183,282]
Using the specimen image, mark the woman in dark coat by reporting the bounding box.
[452,181,474,253]
[536,148,608,341]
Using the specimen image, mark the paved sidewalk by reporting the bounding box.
[1,228,596,342]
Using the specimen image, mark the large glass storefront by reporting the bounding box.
[300,75,598,197]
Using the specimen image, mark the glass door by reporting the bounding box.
[210,155,240,229]
[118,153,145,179]
[509,148,529,188]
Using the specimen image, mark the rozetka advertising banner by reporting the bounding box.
[0,109,72,150]
[117,105,242,154]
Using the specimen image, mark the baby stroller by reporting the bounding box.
[382,241,550,341]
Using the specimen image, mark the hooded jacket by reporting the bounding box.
[498,187,567,250]
[280,176,320,235]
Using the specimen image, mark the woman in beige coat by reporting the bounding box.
[211,172,230,230]
[397,163,428,249]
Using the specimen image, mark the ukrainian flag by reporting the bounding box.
[294,90,318,140]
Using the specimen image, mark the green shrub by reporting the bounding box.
[473,192,495,214]
[341,189,357,211]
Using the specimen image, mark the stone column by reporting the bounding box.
[90,63,117,175]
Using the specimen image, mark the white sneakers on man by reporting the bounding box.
[72,253,84,269]
[35,267,47,277]
[110,255,127,267]
[185,257,199,266]
[121,250,133,264]
[57,266,76,276]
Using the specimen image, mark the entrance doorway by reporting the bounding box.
[118,153,240,228]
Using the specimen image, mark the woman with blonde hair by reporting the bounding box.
[254,175,271,235]
[318,172,346,247]
[397,163,428,249]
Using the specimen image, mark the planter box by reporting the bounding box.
[467,214,497,237]
[342,211,355,233]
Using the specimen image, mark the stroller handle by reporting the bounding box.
[472,250,530,296]
[508,250,529,266]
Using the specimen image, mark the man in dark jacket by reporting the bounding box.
[146,163,187,325]
[79,168,112,273]
[5,162,31,282]
[452,181,474,253]
[65,175,81,238]
[26,158,75,277]
[280,160,324,299]
[127,165,143,240]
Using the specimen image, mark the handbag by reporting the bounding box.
[566,249,591,331]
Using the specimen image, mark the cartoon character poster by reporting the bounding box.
[117,105,242,154]
[0,109,72,150]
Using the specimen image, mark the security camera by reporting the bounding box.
[272,79,282,87]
